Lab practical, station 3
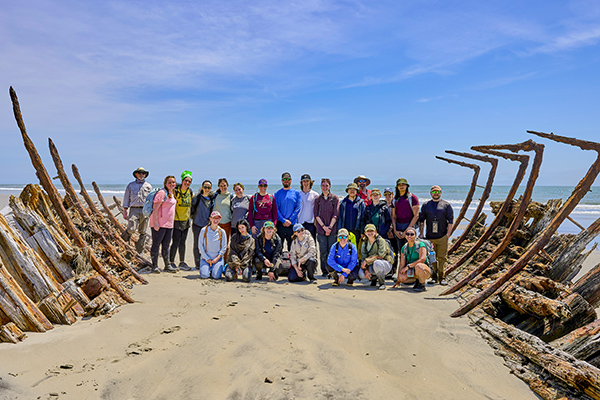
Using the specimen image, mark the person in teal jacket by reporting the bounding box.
[327,228,359,287]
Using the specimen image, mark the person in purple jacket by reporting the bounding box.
[248,178,278,238]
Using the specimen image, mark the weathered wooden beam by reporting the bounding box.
[572,260,600,308]
[92,182,126,235]
[435,156,480,235]
[0,322,27,343]
[442,140,544,295]
[451,131,600,317]
[9,87,134,303]
[72,165,152,272]
[445,151,498,255]
[445,146,529,274]
[474,310,600,399]
[48,139,147,285]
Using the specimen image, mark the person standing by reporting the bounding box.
[314,178,339,277]
[419,185,454,285]
[383,187,399,256]
[274,172,302,249]
[298,174,319,239]
[354,175,372,206]
[122,167,153,253]
[214,178,233,260]
[169,171,193,271]
[338,183,366,242]
[366,188,392,238]
[327,228,359,287]
[248,178,277,237]
[149,176,177,273]
[391,178,420,253]
[198,211,227,279]
[191,180,215,269]
[230,183,250,235]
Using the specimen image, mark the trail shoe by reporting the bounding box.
[378,283,386,290]
[224,269,234,281]
[178,262,192,271]
[413,281,426,292]
[164,263,178,273]
[427,279,437,285]
[347,280,354,286]
[440,279,449,286]
[151,267,161,274]
[332,281,339,287]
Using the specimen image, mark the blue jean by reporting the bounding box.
[199,258,225,279]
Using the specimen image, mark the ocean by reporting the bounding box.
[2,183,599,240]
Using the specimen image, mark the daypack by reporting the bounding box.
[401,239,436,266]
[203,226,224,249]
[142,188,168,218]
[252,193,275,218]
[393,193,415,217]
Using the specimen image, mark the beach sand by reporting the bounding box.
[0,192,582,399]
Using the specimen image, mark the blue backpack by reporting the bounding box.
[142,188,167,218]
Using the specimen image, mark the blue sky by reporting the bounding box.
[1,0,600,188]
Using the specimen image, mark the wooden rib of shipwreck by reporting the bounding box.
[0,87,148,343]
[439,131,600,399]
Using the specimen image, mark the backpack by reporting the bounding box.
[203,226,224,249]
[252,193,274,218]
[142,188,168,218]
[401,239,436,266]
[393,193,415,216]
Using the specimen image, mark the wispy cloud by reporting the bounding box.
[533,26,600,54]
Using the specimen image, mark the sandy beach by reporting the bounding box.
[0,192,589,399]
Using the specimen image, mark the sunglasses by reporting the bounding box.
[357,179,366,183]
[431,190,441,194]
[203,186,211,189]
[295,228,305,233]
[338,235,348,239]
[259,184,268,187]
[405,232,416,236]
[282,178,291,181]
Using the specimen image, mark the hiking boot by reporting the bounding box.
[413,281,426,292]
[164,263,178,273]
[440,279,449,286]
[224,269,234,282]
[332,281,339,287]
[178,262,192,271]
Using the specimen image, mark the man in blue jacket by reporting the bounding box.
[275,172,302,249]
[327,228,359,287]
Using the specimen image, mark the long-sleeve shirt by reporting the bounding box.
[231,195,250,227]
[418,199,454,239]
[214,191,233,223]
[298,189,319,224]
[289,234,317,266]
[274,188,302,224]
[339,196,366,232]
[255,233,283,271]
[313,193,340,235]
[228,233,255,265]
[199,225,227,260]
[360,235,394,265]
[191,193,214,227]
[123,179,152,208]
[327,242,358,277]
[248,193,278,228]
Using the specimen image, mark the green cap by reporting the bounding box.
[181,170,192,181]
[264,221,275,229]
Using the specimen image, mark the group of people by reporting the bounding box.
[122,168,454,291]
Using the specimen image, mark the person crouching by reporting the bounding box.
[327,228,359,287]
[254,221,283,282]
[359,224,394,290]
[198,211,227,279]
[393,227,431,292]
[288,224,317,283]
[225,219,255,282]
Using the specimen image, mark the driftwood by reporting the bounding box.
[445,151,498,254]
[552,319,600,369]
[434,156,480,235]
[10,87,134,304]
[573,261,600,308]
[0,322,27,344]
[450,131,600,317]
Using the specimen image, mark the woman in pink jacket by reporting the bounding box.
[149,175,177,273]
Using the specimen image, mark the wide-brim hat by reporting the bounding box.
[133,167,149,178]
[345,182,359,193]
[396,178,409,186]
[354,175,371,186]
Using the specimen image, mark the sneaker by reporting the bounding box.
[178,262,192,271]
[151,267,161,274]
[378,284,386,290]
[332,281,339,287]
[310,279,317,284]
[440,279,449,286]
[427,279,437,285]
[347,280,354,286]
[164,264,178,273]
[413,281,426,292]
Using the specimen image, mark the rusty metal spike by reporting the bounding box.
[435,156,480,235]
[445,151,498,255]
[450,132,599,317]
[444,148,529,276]
[9,87,134,303]
[442,140,544,296]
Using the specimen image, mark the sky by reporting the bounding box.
[1,0,600,188]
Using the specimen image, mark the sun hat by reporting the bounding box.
[293,223,304,232]
[364,224,377,232]
[181,170,192,182]
[396,178,409,186]
[354,175,371,186]
[264,221,275,229]
[371,188,381,196]
[133,167,149,178]
[345,182,359,193]
[210,211,222,218]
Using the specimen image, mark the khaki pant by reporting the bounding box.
[430,235,449,281]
